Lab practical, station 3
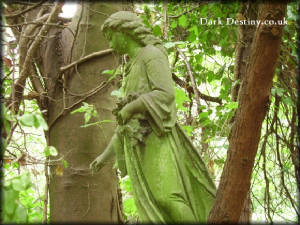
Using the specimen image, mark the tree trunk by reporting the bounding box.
[239,191,252,223]
[231,2,258,223]
[231,2,258,103]
[208,2,286,223]
[36,2,131,222]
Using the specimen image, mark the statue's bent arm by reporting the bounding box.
[90,132,122,173]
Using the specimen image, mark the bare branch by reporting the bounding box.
[168,4,203,18]
[177,48,202,113]
[43,159,49,223]
[59,49,113,73]
[1,21,67,29]
[5,122,18,149]
[11,3,63,114]
[5,0,47,18]
[48,81,110,129]
[29,63,45,95]
[172,73,222,104]
[275,104,300,216]
[163,0,168,39]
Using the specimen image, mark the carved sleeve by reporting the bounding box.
[139,48,177,135]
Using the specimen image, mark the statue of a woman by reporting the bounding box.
[90,11,216,223]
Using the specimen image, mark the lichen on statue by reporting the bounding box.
[90,11,216,223]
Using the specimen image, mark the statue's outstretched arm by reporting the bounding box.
[90,132,120,173]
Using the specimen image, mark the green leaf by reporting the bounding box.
[62,159,69,168]
[200,119,211,127]
[214,158,225,166]
[282,96,295,106]
[3,118,11,134]
[225,102,238,109]
[153,25,162,36]
[33,115,40,129]
[19,114,35,127]
[175,87,190,111]
[12,162,20,169]
[35,114,48,130]
[122,176,132,192]
[271,87,285,97]
[84,112,92,123]
[182,125,193,136]
[198,112,209,120]
[178,15,188,28]
[107,67,121,82]
[188,31,196,42]
[171,21,177,28]
[71,102,98,125]
[195,54,202,64]
[189,25,199,36]
[206,71,215,82]
[123,197,137,216]
[102,69,114,75]
[164,42,176,49]
[44,146,58,157]
[164,41,185,49]
[72,107,86,114]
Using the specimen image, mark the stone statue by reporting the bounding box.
[90,11,216,223]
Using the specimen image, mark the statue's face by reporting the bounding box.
[107,31,129,55]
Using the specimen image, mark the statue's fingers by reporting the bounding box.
[96,162,104,172]
[89,161,95,169]
[94,165,100,173]
[90,161,98,171]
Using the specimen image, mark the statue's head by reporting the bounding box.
[102,11,166,55]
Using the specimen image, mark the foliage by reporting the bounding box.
[71,102,114,128]
[3,172,43,223]
[1,1,298,223]
[250,2,299,221]
[71,102,98,124]
[119,176,138,222]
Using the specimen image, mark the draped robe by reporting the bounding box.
[110,44,216,223]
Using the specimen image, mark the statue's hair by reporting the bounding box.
[101,11,167,56]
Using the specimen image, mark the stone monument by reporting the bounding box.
[90,11,216,223]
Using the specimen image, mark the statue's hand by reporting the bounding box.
[119,105,132,124]
[90,155,105,174]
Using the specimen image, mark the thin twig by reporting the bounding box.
[11,3,63,113]
[48,81,109,129]
[69,1,84,66]
[80,3,89,58]
[168,5,202,18]
[88,8,109,17]
[171,73,222,104]
[262,140,273,223]
[163,0,168,39]
[43,159,49,223]
[59,49,113,73]
[1,21,68,30]
[29,62,45,94]
[4,149,18,158]
[177,48,202,113]
[6,122,18,147]
[5,0,47,18]
[275,106,300,216]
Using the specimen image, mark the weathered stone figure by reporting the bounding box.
[90,11,216,223]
